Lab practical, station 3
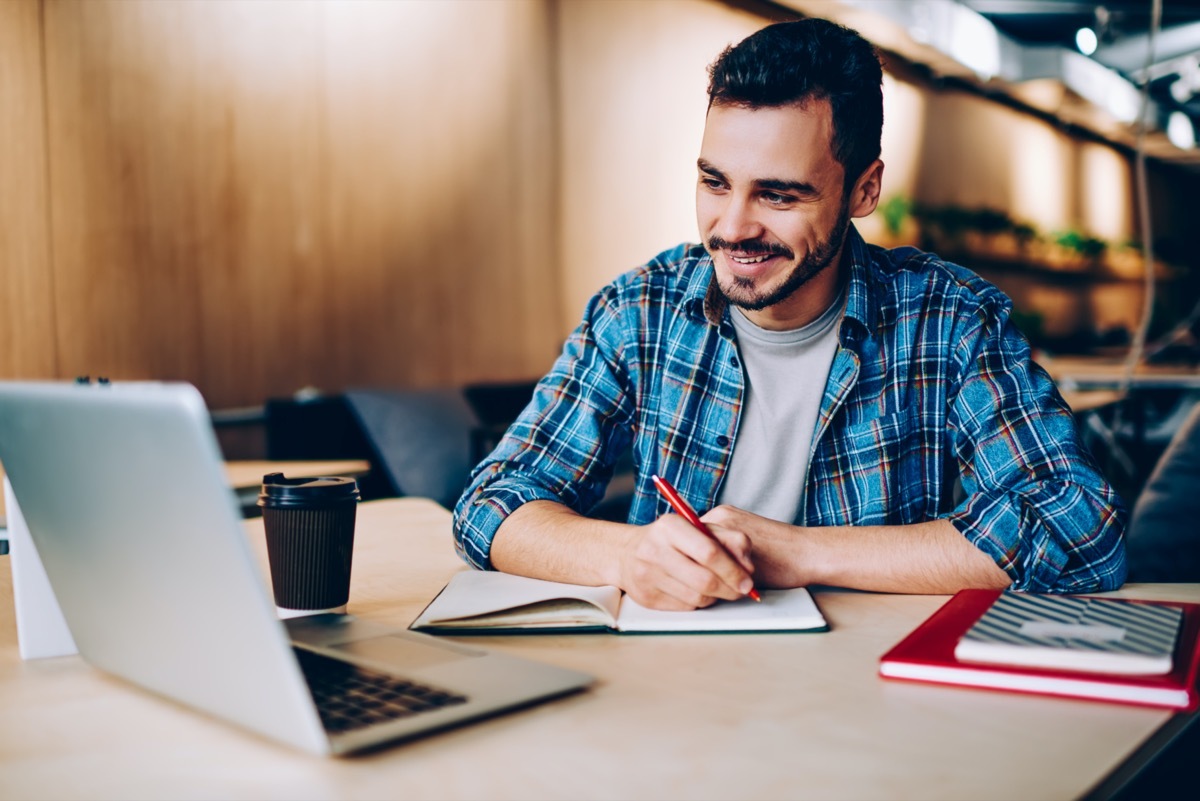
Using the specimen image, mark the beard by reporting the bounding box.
[709,199,851,312]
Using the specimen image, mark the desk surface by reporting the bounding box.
[1044,356,1200,390]
[1,460,372,521]
[1,498,1196,801]
[223,459,372,490]
[1059,388,1124,414]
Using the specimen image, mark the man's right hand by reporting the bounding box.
[615,513,756,610]
[490,500,756,611]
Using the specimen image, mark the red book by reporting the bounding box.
[879,589,1200,711]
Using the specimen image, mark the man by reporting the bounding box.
[453,18,1126,610]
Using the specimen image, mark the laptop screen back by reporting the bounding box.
[0,381,327,753]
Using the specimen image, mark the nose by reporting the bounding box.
[711,193,764,244]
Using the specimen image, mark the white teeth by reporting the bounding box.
[730,254,771,264]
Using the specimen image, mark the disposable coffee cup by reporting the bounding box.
[258,473,360,618]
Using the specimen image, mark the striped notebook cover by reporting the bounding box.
[954,593,1183,675]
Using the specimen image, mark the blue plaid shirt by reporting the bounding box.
[453,227,1127,593]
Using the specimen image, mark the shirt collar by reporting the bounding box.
[681,248,724,327]
[684,224,879,337]
[840,224,877,341]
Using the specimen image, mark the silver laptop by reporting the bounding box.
[0,380,592,756]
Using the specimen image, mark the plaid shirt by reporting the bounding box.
[453,227,1127,593]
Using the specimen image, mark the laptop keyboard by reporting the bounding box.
[294,647,469,735]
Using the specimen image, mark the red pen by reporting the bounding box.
[651,474,762,602]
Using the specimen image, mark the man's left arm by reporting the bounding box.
[700,510,1009,593]
[936,304,1127,593]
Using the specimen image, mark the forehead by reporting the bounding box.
[699,100,842,185]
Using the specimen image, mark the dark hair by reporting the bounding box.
[707,18,883,190]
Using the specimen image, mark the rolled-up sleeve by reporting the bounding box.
[944,303,1127,592]
[453,287,637,570]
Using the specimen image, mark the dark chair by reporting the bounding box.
[342,389,479,510]
[263,394,392,501]
[265,395,373,461]
[1126,399,1200,582]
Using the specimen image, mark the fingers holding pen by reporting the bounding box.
[663,515,756,599]
[619,514,754,609]
[696,513,755,574]
[702,504,806,589]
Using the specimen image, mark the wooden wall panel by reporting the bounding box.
[555,0,767,333]
[318,0,560,390]
[0,0,58,378]
[38,0,559,409]
[14,0,1194,413]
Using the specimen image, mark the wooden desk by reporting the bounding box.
[1,460,371,529]
[223,459,372,512]
[1044,356,1200,391]
[1043,357,1200,414]
[223,459,371,490]
[1059,388,1124,414]
[1,498,1196,800]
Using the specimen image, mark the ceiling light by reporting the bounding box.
[1170,78,1194,104]
[1076,27,1099,56]
[1166,111,1196,149]
[1170,57,1200,103]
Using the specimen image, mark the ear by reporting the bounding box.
[848,159,884,219]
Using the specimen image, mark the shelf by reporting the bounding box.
[929,241,1174,286]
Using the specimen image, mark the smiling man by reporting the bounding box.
[453,18,1127,609]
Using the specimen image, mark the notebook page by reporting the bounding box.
[615,587,826,633]
[413,571,623,628]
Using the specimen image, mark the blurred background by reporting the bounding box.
[2,0,1199,505]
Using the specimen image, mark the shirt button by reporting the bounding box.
[716,435,730,448]
[730,355,740,368]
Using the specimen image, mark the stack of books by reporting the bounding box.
[879,590,1200,710]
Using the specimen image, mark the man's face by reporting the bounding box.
[697,100,867,330]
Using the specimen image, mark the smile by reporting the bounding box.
[729,253,774,264]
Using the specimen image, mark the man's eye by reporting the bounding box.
[699,177,725,190]
[762,192,791,205]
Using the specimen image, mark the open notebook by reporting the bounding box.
[410,571,828,634]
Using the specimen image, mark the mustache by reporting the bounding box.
[706,236,794,260]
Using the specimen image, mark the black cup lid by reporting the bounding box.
[258,473,361,508]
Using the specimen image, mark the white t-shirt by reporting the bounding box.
[716,292,844,523]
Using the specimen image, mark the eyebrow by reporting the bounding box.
[697,158,819,197]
